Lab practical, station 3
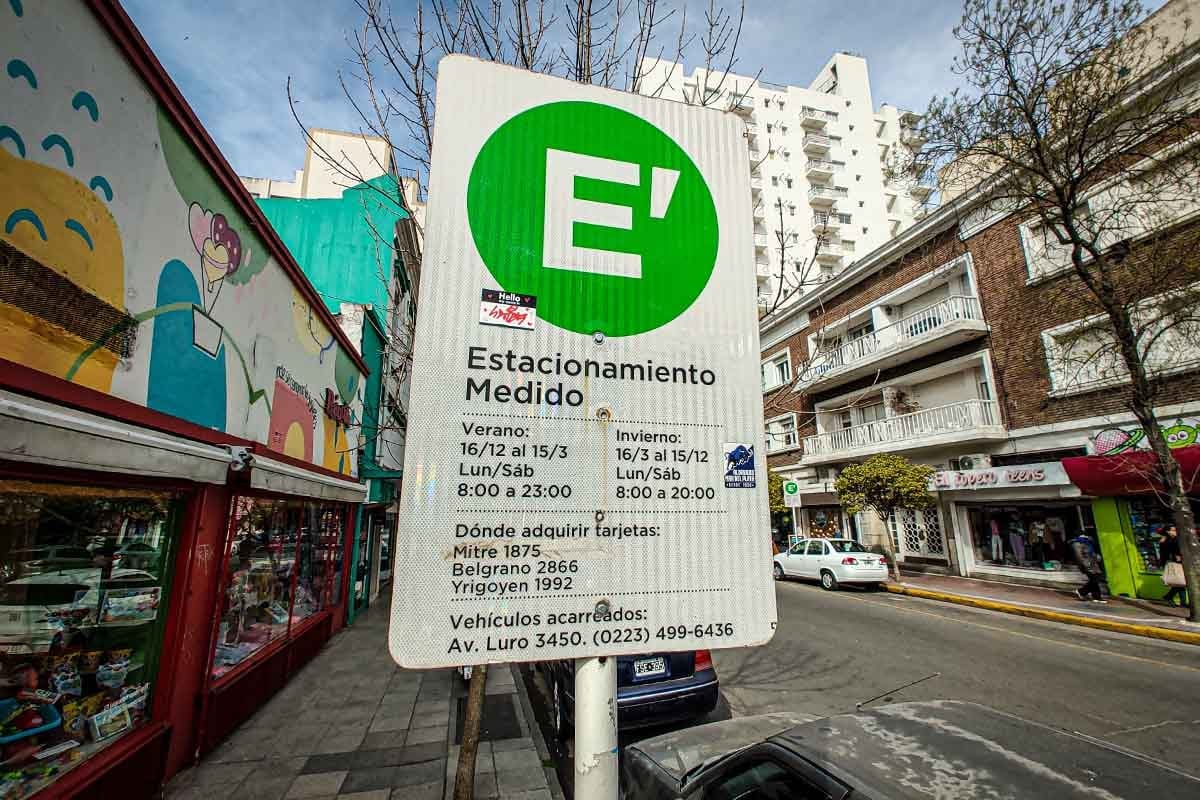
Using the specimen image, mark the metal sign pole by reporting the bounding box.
[574,656,618,800]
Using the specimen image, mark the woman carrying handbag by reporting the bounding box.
[1159,526,1188,607]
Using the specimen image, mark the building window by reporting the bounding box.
[212,497,348,680]
[785,178,793,189]
[838,410,853,430]
[0,480,184,798]
[765,414,799,452]
[781,125,789,135]
[761,350,792,392]
[771,176,779,186]
[859,401,886,424]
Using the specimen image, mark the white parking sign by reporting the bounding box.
[389,56,776,668]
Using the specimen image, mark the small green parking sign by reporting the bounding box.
[467,101,719,337]
[783,479,801,507]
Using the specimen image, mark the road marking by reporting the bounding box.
[778,583,1200,675]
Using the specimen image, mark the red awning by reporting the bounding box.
[1062,444,1200,496]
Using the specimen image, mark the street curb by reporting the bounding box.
[512,665,567,800]
[884,583,1200,646]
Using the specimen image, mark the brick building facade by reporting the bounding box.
[760,190,1200,596]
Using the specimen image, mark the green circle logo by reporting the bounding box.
[467,101,718,337]
[784,481,799,495]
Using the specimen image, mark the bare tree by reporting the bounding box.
[921,0,1200,619]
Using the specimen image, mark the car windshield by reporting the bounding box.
[828,540,869,554]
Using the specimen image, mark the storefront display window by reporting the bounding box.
[807,506,843,538]
[0,480,180,799]
[1124,497,1200,573]
[212,497,346,680]
[966,503,1094,571]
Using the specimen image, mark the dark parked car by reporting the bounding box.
[543,650,719,736]
[621,700,1200,799]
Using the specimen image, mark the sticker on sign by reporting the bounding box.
[389,56,776,669]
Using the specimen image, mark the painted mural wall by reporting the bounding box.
[0,1,362,476]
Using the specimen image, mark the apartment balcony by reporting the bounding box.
[754,233,769,250]
[730,95,754,115]
[901,126,927,148]
[795,295,989,393]
[800,106,838,130]
[805,158,838,180]
[749,147,762,161]
[814,241,844,264]
[800,399,1005,465]
[812,212,846,233]
[750,175,763,196]
[753,205,766,222]
[802,133,832,154]
[808,185,848,207]
[911,183,933,201]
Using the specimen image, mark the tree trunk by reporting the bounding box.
[877,511,902,583]
[1107,307,1199,621]
[453,664,489,800]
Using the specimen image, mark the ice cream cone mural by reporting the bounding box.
[189,202,248,312]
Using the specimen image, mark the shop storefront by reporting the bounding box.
[1063,445,1200,600]
[937,463,1097,587]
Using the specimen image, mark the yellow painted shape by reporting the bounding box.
[283,421,307,460]
[291,287,329,356]
[322,414,352,475]
[0,303,116,392]
[0,147,124,310]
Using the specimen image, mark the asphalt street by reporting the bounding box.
[713,580,1200,774]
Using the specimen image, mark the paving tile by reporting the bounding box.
[499,790,552,800]
[494,767,548,795]
[351,748,408,769]
[492,749,541,773]
[392,759,445,788]
[192,761,257,787]
[338,791,391,800]
[399,742,449,764]
[303,753,355,775]
[404,726,447,746]
[409,710,448,729]
[232,774,294,800]
[412,700,448,717]
[340,767,397,794]
[368,714,410,733]
[315,731,367,754]
[166,787,211,800]
[393,781,443,800]
[489,739,535,754]
[359,731,408,751]
[286,772,348,799]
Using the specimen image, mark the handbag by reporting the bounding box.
[1164,561,1186,587]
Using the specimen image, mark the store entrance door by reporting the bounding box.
[353,514,374,615]
[889,507,948,561]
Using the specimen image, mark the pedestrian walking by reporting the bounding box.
[1069,533,1106,603]
[1159,525,1189,607]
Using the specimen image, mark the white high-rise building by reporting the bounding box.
[639,53,930,308]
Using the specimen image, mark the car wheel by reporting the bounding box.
[820,570,838,591]
[551,675,567,740]
[773,563,784,581]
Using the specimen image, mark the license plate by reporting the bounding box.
[633,657,667,678]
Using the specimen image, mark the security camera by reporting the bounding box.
[228,446,254,471]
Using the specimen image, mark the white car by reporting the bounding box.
[772,538,888,590]
[0,568,158,654]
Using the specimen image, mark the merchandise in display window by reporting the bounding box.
[806,506,843,538]
[212,498,347,680]
[966,503,1095,571]
[0,480,180,799]
[1126,496,1200,573]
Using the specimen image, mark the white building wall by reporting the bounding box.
[639,54,928,309]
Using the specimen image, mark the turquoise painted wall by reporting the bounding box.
[257,175,409,314]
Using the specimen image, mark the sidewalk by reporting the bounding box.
[887,572,1200,645]
[165,595,560,800]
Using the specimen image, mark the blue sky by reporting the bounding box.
[121,0,1160,182]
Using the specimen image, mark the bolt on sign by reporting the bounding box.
[389,56,776,668]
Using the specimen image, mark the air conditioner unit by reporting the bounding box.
[956,453,992,470]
